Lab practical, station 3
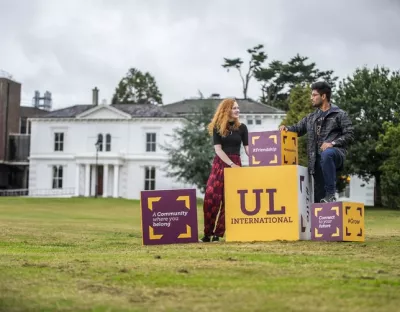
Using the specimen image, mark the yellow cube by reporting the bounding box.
[224,165,312,242]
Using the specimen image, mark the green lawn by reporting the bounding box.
[0,198,399,312]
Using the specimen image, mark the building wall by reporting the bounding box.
[337,176,375,206]
[29,159,76,193]
[29,119,180,156]
[0,78,21,161]
[29,115,194,198]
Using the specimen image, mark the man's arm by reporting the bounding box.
[280,116,308,137]
[333,112,354,147]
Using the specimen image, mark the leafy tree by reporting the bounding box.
[335,66,400,206]
[255,54,338,111]
[281,84,313,167]
[222,44,267,99]
[256,60,286,108]
[161,103,216,193]
[111,68,163,105]
[376,120,400,208]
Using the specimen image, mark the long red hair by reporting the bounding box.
[207,98,241,137]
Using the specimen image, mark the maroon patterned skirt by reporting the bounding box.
[202,154,242,237]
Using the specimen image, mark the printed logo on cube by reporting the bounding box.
[224,165,311,242]
[311,202,364,242]
[249,130,298,167]
[140,189,198,245]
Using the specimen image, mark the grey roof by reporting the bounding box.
[113,104,174,118]
[162,98,285,115]
[34,98,284,119]
[40,105,94,118]
[20,106,49,118]
[36,104,176,118]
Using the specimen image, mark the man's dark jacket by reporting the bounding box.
[287,104,354,175]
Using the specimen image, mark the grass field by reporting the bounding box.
[0,197,399,312]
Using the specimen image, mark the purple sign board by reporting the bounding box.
[311,202,343,241]
[248,131,282,166]
[140,189,198,245]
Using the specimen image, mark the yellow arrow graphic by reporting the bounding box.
[314,208,322,217]
[149,226,163,240]
[252,136,260,145]
[178,225,191,238]
[269,155,278,164]
[252,155,261,165]
[314,228,323,238]
[147,197,161,211]
[332,227,340,237]
[331,206,339,216]
[269,135,277,144]
[177,196,190,209]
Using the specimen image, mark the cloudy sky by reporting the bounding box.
[1,0,399,109]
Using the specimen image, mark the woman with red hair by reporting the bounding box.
[200,98,249,242]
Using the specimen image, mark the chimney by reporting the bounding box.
[92,87,99,105]
[33,90,40,107]
[43,91,52,111]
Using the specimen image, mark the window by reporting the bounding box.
[52,166,63,189]
[247,119,253,125]
[255,118,262,125]
[146,133,156,152]
[144,166,156,190]
[20,118,27,134]
[97,134,103,151]
[54,133,64,151]
[105,134,111,152]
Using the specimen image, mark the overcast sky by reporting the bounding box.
[1,0,399,109]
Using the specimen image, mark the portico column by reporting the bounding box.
[85,164,90,197]
[113,165,119,198]
[103,164,109,197]
[75,164,80,196]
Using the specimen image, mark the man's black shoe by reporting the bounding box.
[320,194,337,203]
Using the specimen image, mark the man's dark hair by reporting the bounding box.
[311,81,332,102]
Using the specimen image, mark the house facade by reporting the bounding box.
[28,96,375,205]
[28,104,194,199]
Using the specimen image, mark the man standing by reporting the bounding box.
[279,81,354,203]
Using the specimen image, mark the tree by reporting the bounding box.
[280,84,313,167]
[111,68,163,105]
[222,44,267,99]
[376,120,400,208]
[161,103,216,193]
[255,54,338,111]
[335,66,400,206]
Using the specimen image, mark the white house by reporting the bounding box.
[28,103,192,199]
[28,95,375,205]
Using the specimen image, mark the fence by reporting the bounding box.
[0,187,75,197]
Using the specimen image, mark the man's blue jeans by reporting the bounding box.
[313,148,344,202]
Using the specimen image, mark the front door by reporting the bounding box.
[96,165,104,196]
